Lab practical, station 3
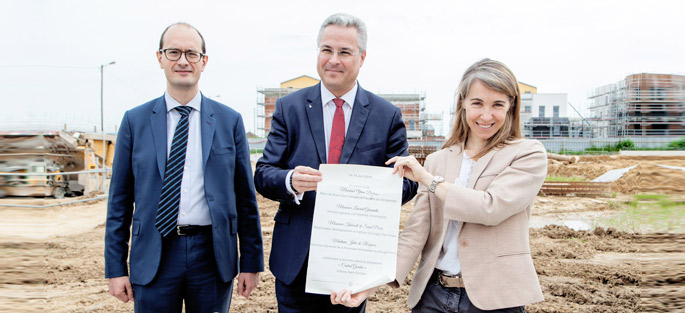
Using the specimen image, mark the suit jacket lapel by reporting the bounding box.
[200,96,216,169]
[340,86,370,164]
[305,84,327,164]
[150,96,168,179]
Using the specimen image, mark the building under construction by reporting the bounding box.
[373,92,429,139]
[256,76,441,139]
[588,73,685,137]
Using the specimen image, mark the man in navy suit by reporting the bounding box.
[254,13,418,313]
[105,23,263,313]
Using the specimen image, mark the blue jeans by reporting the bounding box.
[413,270,525,313]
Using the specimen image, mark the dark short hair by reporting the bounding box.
[159,22,206,54]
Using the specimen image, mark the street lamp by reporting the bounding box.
[100,61,116,192]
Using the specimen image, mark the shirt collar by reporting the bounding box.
[320,81,357,108]
[165,91,202,113]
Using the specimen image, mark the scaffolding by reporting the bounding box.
[420,112,444,137]
[376,93,426,138]
[588,73,685,137]
[256,87,301,137]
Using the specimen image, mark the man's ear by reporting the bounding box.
[200,55,208,72]
[157,51,164,69]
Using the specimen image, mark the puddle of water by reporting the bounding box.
[529,211,622,231]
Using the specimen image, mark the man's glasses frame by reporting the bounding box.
[159,48,205,63]
[318,47,360,60]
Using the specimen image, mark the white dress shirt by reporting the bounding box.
[435,151,474,275]
[285,82,358,204]
[164,91,211,226]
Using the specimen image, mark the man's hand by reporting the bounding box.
[108,276,134,303]
[291,166,322,193]
[330,287,377,308]
[237,272,260,298]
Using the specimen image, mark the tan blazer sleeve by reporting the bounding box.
[443,140,547,226]
[393,153,436,286]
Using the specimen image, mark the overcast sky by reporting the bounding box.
[2,0,683,135]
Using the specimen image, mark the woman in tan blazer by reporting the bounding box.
[332,59,547,312]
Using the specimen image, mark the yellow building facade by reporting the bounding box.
[281,75,320,89]
[518,82,537,94]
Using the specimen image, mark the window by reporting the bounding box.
[635,87,641,101]
[538,106,545,118]
[655,88,665,100]
[524,105,532,113]
[553,106,559,118]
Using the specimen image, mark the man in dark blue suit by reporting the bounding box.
[105,23,263,313]
[254,13,418,313]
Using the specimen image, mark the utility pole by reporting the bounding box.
[100,61,116,192]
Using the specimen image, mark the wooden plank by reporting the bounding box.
[540,181,612,196]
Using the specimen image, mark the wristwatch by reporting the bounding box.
[428,175,444,193]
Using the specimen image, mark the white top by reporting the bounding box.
[435,151,474,275]
[164,91,211,226]
[285,82,358,204]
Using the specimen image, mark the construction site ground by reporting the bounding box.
[1,155,683,312]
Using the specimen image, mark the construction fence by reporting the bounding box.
[248,136,683,158]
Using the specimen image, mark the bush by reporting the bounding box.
[615,139,635,150]
[667,138,685,150]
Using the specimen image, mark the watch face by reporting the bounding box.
[429,176,444,193]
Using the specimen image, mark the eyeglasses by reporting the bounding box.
[159,48,205,63]
[318,47,360,60]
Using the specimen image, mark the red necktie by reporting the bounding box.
[328,99,345,164]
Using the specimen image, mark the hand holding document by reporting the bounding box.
[305,164,402,295]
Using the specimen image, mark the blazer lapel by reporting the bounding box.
[340,86,370,164]
[305,84,327,164]
[443,145,462,189]
[150,97,168,179]
[467,147,498,188]
[441,145,462,235]
[200,96,216,169]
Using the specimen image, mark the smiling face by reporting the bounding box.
[316,25,366,97]
[157,25,207,93]
[463,80,512,149]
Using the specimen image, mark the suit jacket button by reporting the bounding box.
[461,240,468,247]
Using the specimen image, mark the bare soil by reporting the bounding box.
[2,155,683,312]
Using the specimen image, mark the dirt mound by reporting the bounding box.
[528,225,641,313]
[547,155,685,194]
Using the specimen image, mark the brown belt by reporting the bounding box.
[438,272,465,288]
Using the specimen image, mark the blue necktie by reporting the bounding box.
[155,105,193,237]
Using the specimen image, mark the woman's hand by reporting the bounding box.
[386,155,431,185]
[330,287,378,307]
